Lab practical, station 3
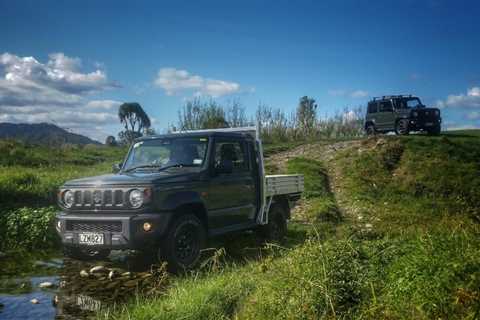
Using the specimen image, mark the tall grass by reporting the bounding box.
[100,132,480,320]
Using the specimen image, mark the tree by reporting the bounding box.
[118,102,151,143]
[105,135,117,146]
[296,96,317,138]
[177,99,229,130]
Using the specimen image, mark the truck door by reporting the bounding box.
[377,100,395,130]
[206,138,257,229]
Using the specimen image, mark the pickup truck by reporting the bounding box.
[55,127,304,272]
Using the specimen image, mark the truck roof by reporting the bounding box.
[136,130,255,142]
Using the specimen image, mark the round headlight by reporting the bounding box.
[129,189,144,208]
[412,111,418,117]
[63,190,74,208]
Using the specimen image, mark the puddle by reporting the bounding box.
[0,251,168,320]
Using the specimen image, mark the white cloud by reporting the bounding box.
[0,52,122,142]
[85,99,121,110]
[350,90,369,98]
[466,111,480,120]
[154,67,241,97]
[435,87,480,109]
[328,89,369,98]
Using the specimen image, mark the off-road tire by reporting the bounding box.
[258,204,287,243]
[395,119,410,135]
[365,124,376,136]
[160,214,206,273]
[63,247,111,261]
[427,125,441,135]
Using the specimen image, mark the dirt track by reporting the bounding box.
[266,139,366,220]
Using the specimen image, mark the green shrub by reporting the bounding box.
[0,206,58,251]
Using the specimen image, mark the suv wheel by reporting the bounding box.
[427,125,441,135]
[160,214,206,273]
[395,119,410,135]
[259,204,287,243]
[365,124,376,136]
[64,247,111,261]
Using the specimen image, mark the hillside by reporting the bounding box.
[101,131,480,320]
[0,122,100,145]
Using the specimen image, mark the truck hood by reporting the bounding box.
[63,170,202,187]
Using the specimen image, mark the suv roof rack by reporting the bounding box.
[171,126,259,139]
[372,94,413,101]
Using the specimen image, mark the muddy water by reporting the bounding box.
[0,251,168,320]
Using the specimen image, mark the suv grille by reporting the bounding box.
[68,189,127,210]
[66,221,122,233]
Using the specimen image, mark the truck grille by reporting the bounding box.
[66,221,122,233]
[70,189,127,210]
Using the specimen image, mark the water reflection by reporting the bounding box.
[0,251,168,320]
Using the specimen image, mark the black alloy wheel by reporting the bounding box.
[395,119,410,135]
[366,125,376,136]
[161,214,206,273]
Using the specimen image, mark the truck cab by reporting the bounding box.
[55,128,303,272]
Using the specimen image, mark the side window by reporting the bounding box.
[215,140,249,173]
[379,100,393,112]
[368,102,377,113]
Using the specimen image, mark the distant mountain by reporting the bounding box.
[0,123,100,145]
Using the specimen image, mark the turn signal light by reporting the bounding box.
[143,222,152,232]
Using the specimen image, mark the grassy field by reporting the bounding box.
[98,131,480,320]
[1,131,479,319]
[0,140,126,251]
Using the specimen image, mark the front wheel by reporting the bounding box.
[395,119,410,135]
[427,125,441,135]
[160,214,206,273]
[63,247,111,261]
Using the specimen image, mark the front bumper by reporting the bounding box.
[408,117,441,130]
[55,212,173,250]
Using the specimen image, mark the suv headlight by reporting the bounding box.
[63,190,74,208]
[412,111,418,117]
[129,189,144,208]
[435,110,440,116]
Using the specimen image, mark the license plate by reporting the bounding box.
[425,122,433,126]
[79,233,104,245]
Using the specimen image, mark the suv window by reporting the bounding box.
[214,140,249,173]
[367,102,378,113]
[379,100,393,112]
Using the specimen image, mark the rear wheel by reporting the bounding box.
[63,247,111,261]
[160,214,206,273]
[259,204,287,243]
[395,119,410,135]
[365,124,376,136]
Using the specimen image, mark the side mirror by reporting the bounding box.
[215,160,233,174]
[112,163,122,173]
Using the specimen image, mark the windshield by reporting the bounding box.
[397,98,423,109]
[123,137,208,172]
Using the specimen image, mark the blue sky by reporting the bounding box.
[1,0,479,141]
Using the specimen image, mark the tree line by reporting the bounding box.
[107,97,365,145]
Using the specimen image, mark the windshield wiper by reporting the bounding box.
[157,163,196,172]
[124,164,162,172]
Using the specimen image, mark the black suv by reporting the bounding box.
[365,95,441,135]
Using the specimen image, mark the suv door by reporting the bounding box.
[206,138,256,229]
[377,100,395,130]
